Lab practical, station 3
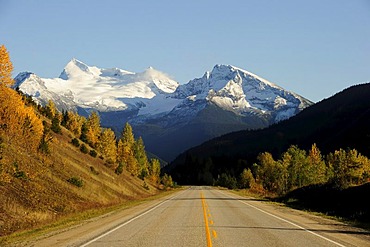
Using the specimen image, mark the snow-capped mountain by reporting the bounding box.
[174,64,311,122]
[14,59,313,161]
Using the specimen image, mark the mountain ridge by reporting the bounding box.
[14,59,313,161]
[166,82,370,184]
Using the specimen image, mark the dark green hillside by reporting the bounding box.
[167,83,370,184]
[278,182,370,225]
[136,103,270,162]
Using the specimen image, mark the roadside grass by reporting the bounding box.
[0,124,173,245]
[0,188,183,246]
[229,185,370,231]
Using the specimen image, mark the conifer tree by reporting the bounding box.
[134,137,149,179]
[51,113,62,133]
[118,122,138,176]
[45,100,57,119]
[64,111,85,136]
[121,122,135,146]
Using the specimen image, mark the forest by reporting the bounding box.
[0,44,174,187]
[0,45,175,238]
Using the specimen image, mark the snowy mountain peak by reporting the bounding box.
[14,61,313,160]
[59,58,100,80]
[15,61,312,122]
[210,64,281,89]
[137,67,179,93]
[173,64,312,121]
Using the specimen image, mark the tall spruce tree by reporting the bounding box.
[118,123,138,176]
[134,137,149,179]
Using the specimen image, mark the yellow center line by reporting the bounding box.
[200,192,213,247]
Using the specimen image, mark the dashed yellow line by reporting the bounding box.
[200,192,213,247]
[212,230,218,238]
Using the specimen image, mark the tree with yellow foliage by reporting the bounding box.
[148,158,161,184]
[0,45,43,183]
[0,45,14,87]
[117,122,138,176]
[97,128,117,163]
[85,112,101,148]
[62,111,85,136]
[0,45,43,150]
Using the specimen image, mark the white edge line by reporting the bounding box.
[217,190,347,247]
[80,190,187,247]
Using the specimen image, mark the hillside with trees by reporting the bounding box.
[166,82,370,225]
[168,82,370,184]
[0,45,172,239]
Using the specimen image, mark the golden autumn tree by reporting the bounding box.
[64,111,85,137]
[45,100,57,119]
[0,45,43,149]
[148,158,161,184]
[0,45,14,87]
[85,112,101,148]
[117,122,138,176]
[0,45,43,183]
[97,128,117,164]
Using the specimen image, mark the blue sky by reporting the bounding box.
[1,0,369,102]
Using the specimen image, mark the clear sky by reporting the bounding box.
[1,0,369,102]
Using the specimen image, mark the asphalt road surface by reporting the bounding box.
[32,186,370,247]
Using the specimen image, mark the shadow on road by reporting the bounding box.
[213,225,370,236]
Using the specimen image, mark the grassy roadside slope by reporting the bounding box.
[0,125,161,240]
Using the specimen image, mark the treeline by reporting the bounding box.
[216,144,370,195]
[0,44,172,187]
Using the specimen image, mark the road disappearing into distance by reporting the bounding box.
[34,187,370,247]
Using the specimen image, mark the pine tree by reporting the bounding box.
[0,45,14,87]
[117,123,139,176]
[134,137,149,179]
[64,111,85,136]
[80,122,88,143]
[45,100,57,119]
[121,122,135,146]
[51,113,62,134]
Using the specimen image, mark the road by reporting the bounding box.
[31,186,370,247]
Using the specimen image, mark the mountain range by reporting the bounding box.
[166,83,370,184]
[14,59,313,161]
